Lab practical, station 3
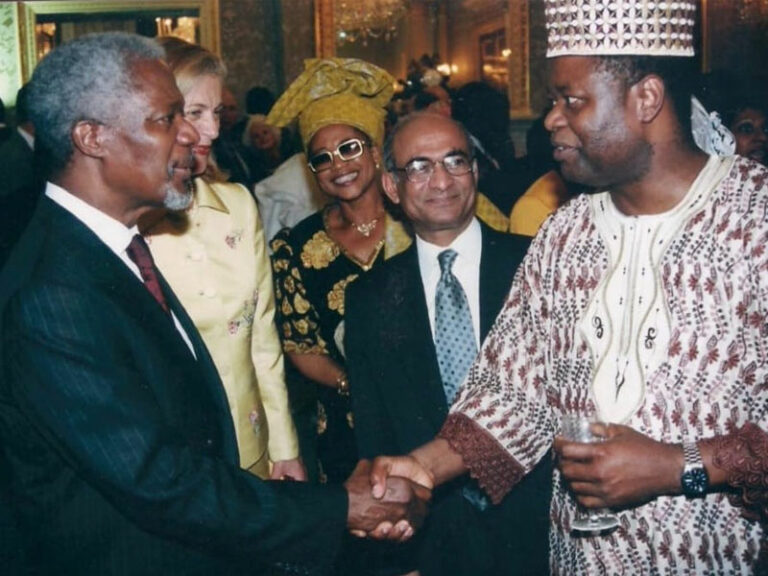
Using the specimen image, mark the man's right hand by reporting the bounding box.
[355,440,465,540]
[344,460,431,542]
[369,454,435,499]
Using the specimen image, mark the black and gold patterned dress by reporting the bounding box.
[270,206,411,483]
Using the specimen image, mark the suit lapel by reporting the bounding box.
[74,233,200,365]
[479,225,533,344]
[35,200,240,461]
[479,226,515,340]
[158,272,239,463]
[390,246,449,428]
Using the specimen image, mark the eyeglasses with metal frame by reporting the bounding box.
[307,138,367,173]
[393,152,474,183]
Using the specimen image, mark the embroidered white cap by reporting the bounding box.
[545,0,697,58]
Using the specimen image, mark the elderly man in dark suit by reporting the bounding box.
[345,112,551,576]
[0,32,428,576]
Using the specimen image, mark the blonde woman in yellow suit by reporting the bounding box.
[142,37,304,480]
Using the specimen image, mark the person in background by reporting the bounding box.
[241,86,301,179]
[369,0,768,573]
[0,96,11,144]
[724,94,768,166]
[141,37,305,482]
[694,72,768,167]
[213,86,264,189]
[267,58,412,486]
[0,84,41,264]
[0,84,35,200]
[267,57,413,575]
[508,112,571,237]
[0,32,428,576]
[346,111,548,576]
[220,86,242,136]
[246,85,277,116]
[451,81,529,233]
[253,151,329,244]
[413,85,452,118]
[243,114,300,177]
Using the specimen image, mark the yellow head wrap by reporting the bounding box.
[266,58,394,148]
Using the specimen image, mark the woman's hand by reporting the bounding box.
[271,457,308,481]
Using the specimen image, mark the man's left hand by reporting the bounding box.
[554,424,684,510]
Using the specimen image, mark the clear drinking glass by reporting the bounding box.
[561,413,620,533]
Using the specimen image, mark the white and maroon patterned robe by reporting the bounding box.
[441,155,768,574]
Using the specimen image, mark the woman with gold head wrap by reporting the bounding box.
[268,59,412,487]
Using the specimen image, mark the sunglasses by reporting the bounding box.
[307,138,367,173]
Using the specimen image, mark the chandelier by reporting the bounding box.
[334,0,408,45]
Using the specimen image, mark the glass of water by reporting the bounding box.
[561,413,620,533]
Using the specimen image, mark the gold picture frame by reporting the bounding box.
[17,0,220,82]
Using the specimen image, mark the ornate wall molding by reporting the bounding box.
[0,4,21,106]
[17,0,220,82]
[314,0,335,58]
[507,0,531,118]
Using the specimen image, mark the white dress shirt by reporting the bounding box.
[45,182,195,356]
[417,217,482,348]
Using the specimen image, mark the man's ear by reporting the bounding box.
[71,120,109,159]
[381,171,401,205]
[471,158,479,187]
[632,75,665,124]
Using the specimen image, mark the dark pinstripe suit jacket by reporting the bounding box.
[0,197,347,575]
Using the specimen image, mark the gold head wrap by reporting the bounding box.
[266,58,394,148]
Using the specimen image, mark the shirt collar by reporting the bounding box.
[416,217,481,271]
[17,126,34,150]
[45,182,138,255]
[383,212,413,260]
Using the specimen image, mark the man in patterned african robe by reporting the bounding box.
[367,1,768,573]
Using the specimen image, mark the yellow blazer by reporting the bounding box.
[143,179,299,477]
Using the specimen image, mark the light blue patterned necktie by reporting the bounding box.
[434,249,477,405]
[434,249,488,510]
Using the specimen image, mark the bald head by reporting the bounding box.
[382,112,478,246]
[383,112,474,175]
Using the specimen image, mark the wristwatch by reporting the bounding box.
[680,441,709,497]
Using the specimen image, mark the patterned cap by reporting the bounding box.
[545,0,697,58]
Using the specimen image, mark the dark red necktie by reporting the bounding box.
[126,234,169,314]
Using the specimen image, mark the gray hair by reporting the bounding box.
[27,32,163,176]
[382,111,475,179]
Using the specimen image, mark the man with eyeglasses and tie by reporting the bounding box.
[344,111,550,576]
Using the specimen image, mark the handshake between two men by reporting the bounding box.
[343,457,435,541]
